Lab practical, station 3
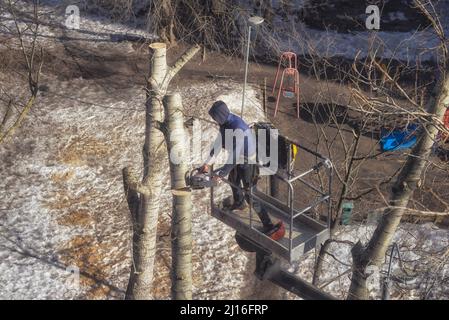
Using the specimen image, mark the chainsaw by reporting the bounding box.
[185,167,217,190]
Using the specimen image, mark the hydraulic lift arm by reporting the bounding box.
[255,252,337,300]
[236,233,337,300]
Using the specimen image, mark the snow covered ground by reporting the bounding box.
[1,70,447,299]
[237,0,449,63]
[0,63,268,299]
[294,222,449,300]
[0,0,448,300]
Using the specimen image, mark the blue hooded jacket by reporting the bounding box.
[208,101,257,177]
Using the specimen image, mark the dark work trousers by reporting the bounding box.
[228,164,273,228]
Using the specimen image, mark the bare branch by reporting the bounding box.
[122,167,151,196]
[163,45,201,88]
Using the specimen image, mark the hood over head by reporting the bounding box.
[209,100,230,125]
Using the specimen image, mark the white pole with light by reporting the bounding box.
[241,16,264,118]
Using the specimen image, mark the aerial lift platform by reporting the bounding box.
[209,123,333,264]
[186,122,335,299]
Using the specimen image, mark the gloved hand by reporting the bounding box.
[199,164,210,174]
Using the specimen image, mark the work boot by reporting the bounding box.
[261,223,275,234]
[263,221,285,241]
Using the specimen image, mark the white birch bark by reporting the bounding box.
[124,43,200,300]
[163,93,193,299]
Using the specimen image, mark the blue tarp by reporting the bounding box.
[380,124,419,151]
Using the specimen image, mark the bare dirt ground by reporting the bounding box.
[170,47,449,226]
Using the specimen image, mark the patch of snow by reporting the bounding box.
[292,222,449,300]
[236,0,449,63]
[0,63,267,299]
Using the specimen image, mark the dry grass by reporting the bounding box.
[50,170,75,183]
[42,190,91,210]
[56,209,93,227]
[59,235,113,299]
[80,0,136,20]
[58,136,111,166]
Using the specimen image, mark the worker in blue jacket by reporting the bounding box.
[200,101,283,237]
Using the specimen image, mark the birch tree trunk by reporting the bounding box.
[163,93,193,299]
[347,61,449,300]
[124,43,200,300]
[126,42,167,300]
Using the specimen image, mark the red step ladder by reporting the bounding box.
[272,52,300,118]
